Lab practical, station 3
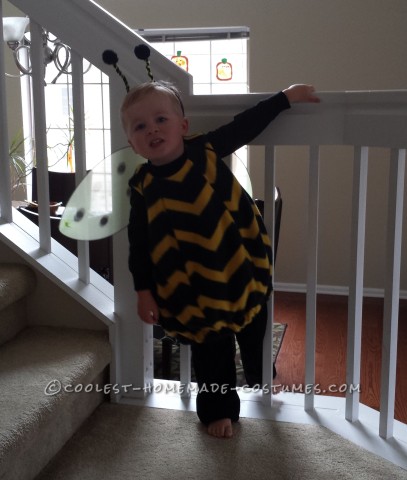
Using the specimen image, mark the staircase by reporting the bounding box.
[0,263,112,480]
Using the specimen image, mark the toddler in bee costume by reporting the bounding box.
[114,47,320,438]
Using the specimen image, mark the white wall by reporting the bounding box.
[95,0,407,92]
[3,0,406,292]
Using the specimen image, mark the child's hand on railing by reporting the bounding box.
[283,84,320,104]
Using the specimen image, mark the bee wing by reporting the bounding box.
[59,147,146,240]
[231,152,253,197]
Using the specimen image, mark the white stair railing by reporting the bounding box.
[254,98,406,440]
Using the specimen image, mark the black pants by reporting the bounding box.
[191,304,267,425]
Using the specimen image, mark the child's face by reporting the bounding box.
[124,91,189,166]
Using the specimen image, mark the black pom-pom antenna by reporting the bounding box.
[102,44,155,90]
[102,49,129,92]
[102,49,118,65]
[134,44,154,81]
[134,44,150,61]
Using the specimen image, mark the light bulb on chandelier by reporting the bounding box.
[2,17,91,84]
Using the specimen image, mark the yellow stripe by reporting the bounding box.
[188,251,270,275]
[151,234,179,264]
[204,146,217,185]
[197,279,268,313]
[160,304,206,323]
[163,182,213,215]
[251,254,271,269]
[162,304,263,343]
[239,216,260,239]
[156,270,190,300]
[261,233,272,246]
[167,158,193,183]
[174,210,233,250]
[224,178,242,212]
[148,198,166,223]
[185,245,248,282]
[143,172,154,189]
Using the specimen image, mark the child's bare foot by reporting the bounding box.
[207,418,233,438]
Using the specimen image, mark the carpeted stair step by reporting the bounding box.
[0,264,36,345]
[0,325,111,480]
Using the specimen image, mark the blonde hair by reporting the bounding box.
[120,81,185,128]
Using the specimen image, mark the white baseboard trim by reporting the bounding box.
[274,282,407,300]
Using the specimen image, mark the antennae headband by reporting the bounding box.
[102,44,154,91]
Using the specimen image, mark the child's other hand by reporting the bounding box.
[283,84,320,104]
[137,289,159,324]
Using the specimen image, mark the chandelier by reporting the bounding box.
[2,17,90,84]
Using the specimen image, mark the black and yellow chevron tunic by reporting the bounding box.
[128,91,290,343]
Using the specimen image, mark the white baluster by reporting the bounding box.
[345,146,368,421]
[379,148,405,438]
[71,51,90,284]
[180,344,192,398]
[30,20,51,252]
[262,145,276,405]
[305,145,320,412]
[0,0,12,221]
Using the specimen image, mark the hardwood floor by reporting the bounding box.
[273,291,407,425]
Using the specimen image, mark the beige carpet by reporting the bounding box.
[36,403,406,480]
